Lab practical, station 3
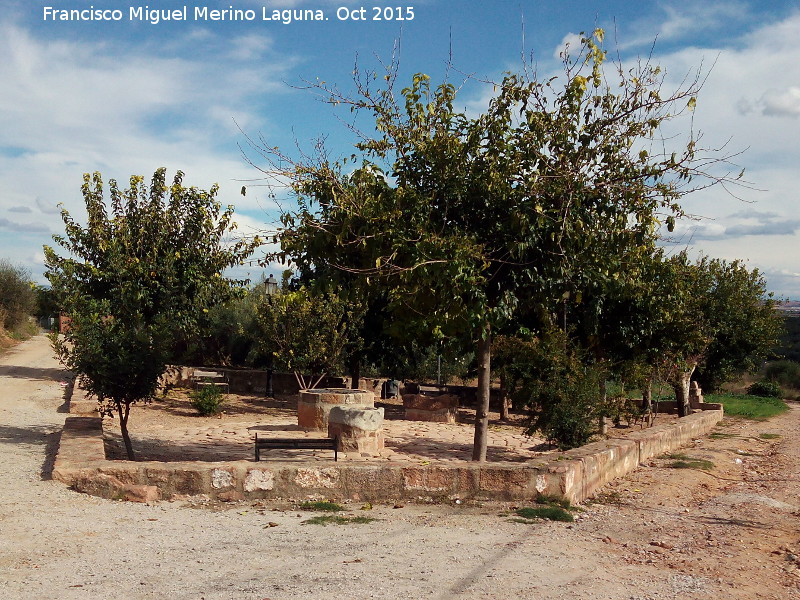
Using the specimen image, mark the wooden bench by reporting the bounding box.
[254,434,338,461]
[192,370,229,394]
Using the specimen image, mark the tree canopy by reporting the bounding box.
[249,30,746,460]
[45,168,257,459]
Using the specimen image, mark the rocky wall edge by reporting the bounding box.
[53,409,722,505]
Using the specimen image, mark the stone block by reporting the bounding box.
[340,466,403,500]
[402,466,454,493]
[478,467,533,497]
[402,394,459,423]
[294,467,340,489]
[244,469,275,492]
[565,439,638,499]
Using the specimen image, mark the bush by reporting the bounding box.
[746,381,781,398]
[190,383,225,415]
[505,330,605,450]
[0,260,36,331]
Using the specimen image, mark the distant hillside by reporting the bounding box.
[776,312,800,362]
[776,300,800,316]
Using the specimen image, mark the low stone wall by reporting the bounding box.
[52,407,723,504]
[161,367,348,396]
[66,384,100,415]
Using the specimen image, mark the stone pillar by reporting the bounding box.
[297,388,375,431]
[402,393,459,423]
[327,406,385,455]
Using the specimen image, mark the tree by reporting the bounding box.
[591,250,782,416]
[249,30,741,460]
[0,259,36,332]
[253,286,358,390]
[692,258,782,392]
[44,169,257,459]
[659,253,781,414]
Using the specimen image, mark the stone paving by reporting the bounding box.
[102,393,551,464]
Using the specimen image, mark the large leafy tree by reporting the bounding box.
[658,253,781,413]
[44,169,257,459]
[250,30,741,460]
[585,250,782,416]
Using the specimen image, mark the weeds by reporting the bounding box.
[303,515,377,526]
[511,494,577,523]
[585,490,625,506]
[513,506,574,523]
[665,453,714,470]
[535,493,572,509]
[759,433,781,440]
[298,501,345,512]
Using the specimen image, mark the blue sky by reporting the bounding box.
[2,0,799,298]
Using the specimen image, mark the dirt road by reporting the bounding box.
[1,335,798,599]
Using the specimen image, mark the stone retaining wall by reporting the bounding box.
[52,407,723,504]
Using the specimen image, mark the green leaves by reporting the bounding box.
[45,169,258,456]
[253,287,359,384]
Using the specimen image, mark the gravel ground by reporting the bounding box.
[1,335,798,599]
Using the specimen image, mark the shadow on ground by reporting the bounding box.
[0,364,68,383]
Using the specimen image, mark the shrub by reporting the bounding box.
[763,360,800,390]
[746,381,781,398]
[533,383,600,450]
[503,330,605,450]
[190,383,225,416]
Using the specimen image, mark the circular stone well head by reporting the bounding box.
[328,405,384,431]
[328,406,385,454]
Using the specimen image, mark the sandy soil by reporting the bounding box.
[102,387,678,464]
[1,335,798,599]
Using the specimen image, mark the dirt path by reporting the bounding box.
[1,335,798,599]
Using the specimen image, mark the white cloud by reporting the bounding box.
[553,33,582,60]
[228,34,274,60]
[0,217,51,234]
[0,21,297,283]
[619,1,750,49]
[760,87,800,117]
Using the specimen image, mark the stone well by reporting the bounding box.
[297,388,375,431]
[328,405,385,455]
[403,393,459,423]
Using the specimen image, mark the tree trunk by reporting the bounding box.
[499,373,510,421]
[641,379,653,413]
[598,379,608,435]
[673,365,696,417]
[116,400,135,460]
[349,356,362,390]
[472,322,492,462]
